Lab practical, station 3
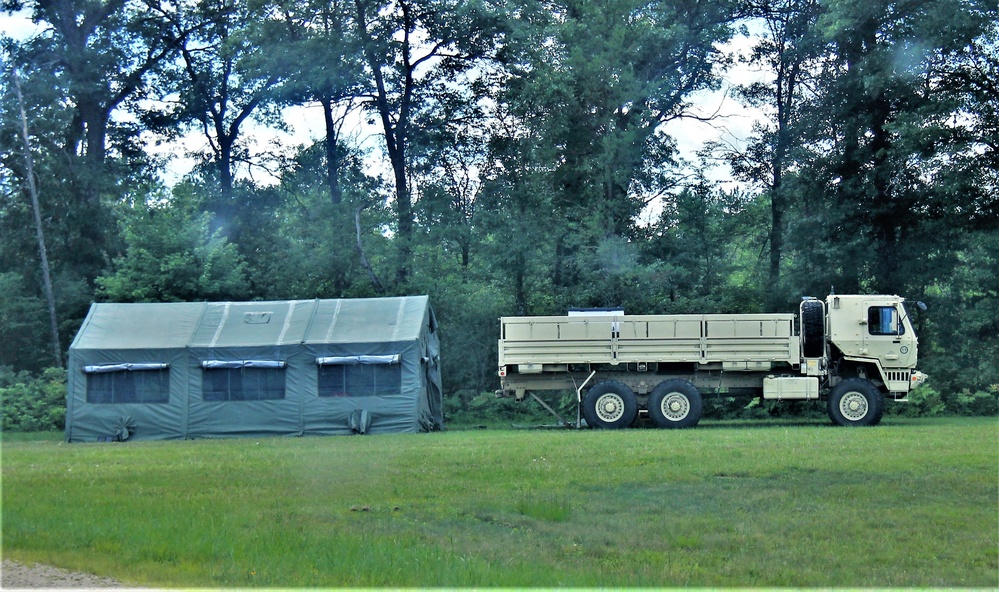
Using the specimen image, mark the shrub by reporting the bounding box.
[887,383,947,418]
[949,386,999,417]
[0,367,67,432]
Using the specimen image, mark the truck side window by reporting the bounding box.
[868,306,904,335]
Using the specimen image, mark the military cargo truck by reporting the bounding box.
[497,294,925,428]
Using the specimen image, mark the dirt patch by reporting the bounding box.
[1,559,126,589]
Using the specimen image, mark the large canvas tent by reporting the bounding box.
[65,296,442,442]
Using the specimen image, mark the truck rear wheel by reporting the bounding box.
[583,381,638,429]
[828,378,884,427]
[648,379,703,429]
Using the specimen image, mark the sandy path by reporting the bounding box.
[1,559,126,589]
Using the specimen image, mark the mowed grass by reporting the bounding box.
[1,418,996,587]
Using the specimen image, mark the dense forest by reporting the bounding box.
[1,0,997,424]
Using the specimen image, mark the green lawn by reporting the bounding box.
[2,417,996,587]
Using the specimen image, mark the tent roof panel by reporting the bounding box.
[305,295,429,343]
[70,296,431,350]
[71,302,207,349]
[188,300,316,347]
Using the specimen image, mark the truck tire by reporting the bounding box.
[648,379,703,429]
[583,381,638,429]
[801,300,825,358]
[827,378,884,427]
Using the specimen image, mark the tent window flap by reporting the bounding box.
[201,360,287,369]
[316,355,400,366]
[84,363,169,373]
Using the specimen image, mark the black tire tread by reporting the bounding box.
[648,379,703,429]
[582,381,639,429]
[827,378,883,427]
[801,300,825,358]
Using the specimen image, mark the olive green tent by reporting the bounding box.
[65,296,442,442]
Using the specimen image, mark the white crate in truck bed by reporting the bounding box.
[498,313,800,370]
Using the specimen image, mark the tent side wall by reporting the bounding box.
[65,347,190,442]
[185,345,306,439]
[302,340,423,435]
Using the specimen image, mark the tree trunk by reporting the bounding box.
[321,96,343,205]
[13,70,63,368]
[219,131,235,201]
[353,0,415,286]
[388,147,412,285]
[355,205,384,293]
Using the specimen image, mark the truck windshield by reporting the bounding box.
[868,306,905,336]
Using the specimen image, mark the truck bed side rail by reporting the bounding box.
[499,314,799,369]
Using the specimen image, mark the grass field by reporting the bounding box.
[2,417,997,587]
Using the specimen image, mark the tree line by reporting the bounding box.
[1,0,997,419]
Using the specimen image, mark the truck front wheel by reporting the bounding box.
[648,379,703,429]
[828,378,884,427]
[583,381,638,429]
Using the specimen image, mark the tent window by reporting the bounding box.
[318,364,402,397]
[203,367,285,401]
[86,369,169,404]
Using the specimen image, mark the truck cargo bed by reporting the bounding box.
[499,314,800,370]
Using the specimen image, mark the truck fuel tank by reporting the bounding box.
[763,376,819,400]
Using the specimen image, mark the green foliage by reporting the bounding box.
[2,420,996,586]
[701,395,829,421]
[784,0,998,296]
[0,273,50,371]
[912,230,999,418]
[95,186,249,302]
[887,383,948,418]
[0,367,66,432]
[243,142,390,299]
[1,0,997,418]
[951,387,999,417]
[446,391,566,427]
[411,268,510,409]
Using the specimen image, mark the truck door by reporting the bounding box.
[863,301,916,368]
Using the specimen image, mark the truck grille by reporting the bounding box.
[885,370,910,383]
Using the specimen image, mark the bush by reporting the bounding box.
[887,383,947,418]
[0,367,67,432]
[886,381,998,418]
[445,391,574,427]
[949,386,999,417]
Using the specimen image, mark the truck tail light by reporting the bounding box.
[498,366,507,377]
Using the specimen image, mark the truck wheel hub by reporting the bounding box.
[596,394,624,421]
[840,393,869,420]
[662,394,690,420]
